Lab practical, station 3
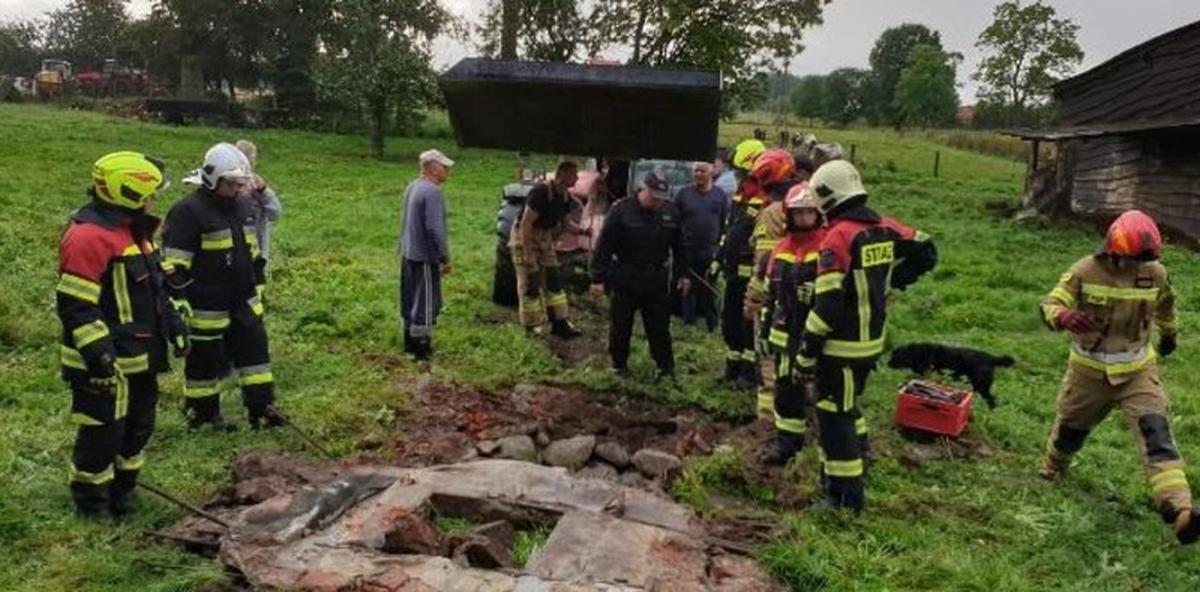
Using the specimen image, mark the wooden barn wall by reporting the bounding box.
[1056,28,1200,126]
[1070,130,1200,240]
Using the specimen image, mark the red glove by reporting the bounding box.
[1056,310,1100,335]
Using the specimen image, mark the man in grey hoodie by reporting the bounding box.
[235,140,282,266]
[399,149,454,360]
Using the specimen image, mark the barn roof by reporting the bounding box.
[438,59,722,161]
[1054,20,1200,97]
[1002,116,1200,141]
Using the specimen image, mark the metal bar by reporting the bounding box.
[137,482,230,528]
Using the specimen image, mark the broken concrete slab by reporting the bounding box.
[542,435,596,471]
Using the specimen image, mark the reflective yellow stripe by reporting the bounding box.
[823,336,886,359]
[726,350,742,361]
[741,350,758,362]
[1150,468,1188,494]
[1081,283,1158,302]
[803,252,819,263]
[121,244,143,256]
[70,412,104,426]
[116,453,145,471]
[769,328,789,348]
[805,311,832,335]
[775,414,806,434]
[190,310,231,331]
[248,295,265,316]
[914,230,931,242]
[56,273,101,303]
[162,247,194,269]
[112,262,133,324]
[200,229,233,250]
[775,252,797,263]
[816,400,838,412]
[842,367,854,411]
[546,292,569,307]
[185,378,223,398]
[115,354,149,375]
[60,345,87,370]
[70,464,115,485]
[855,417,868,436]
[190,334,224,342]
[815,272,844,294]
[1068,349,1155,376]
[756,239,779,252]
[757,390,775,416]
[824,458,864,477]
[737,264,754,278]
[854,269,870,341]
[1049,287,1075,309]
[72,320,110,348]
[238,364,274,386]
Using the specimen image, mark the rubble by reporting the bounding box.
[594,441,631,469]
[496,435,538,462]
[542,435,596,471]
[632,449,683,480]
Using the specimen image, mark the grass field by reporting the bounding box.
[1,104,1198,591]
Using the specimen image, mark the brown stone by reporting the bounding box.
[381,509,445,556]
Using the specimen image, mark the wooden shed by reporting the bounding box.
[1006,20,1200,242]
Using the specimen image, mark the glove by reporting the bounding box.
[1159,333,1178,358]
[170,298,193,320]
[81,346,119,391]
[167,312,190,358]
[1055,310,1100,335]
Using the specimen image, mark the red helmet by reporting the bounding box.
[1104,210,1162,260]
[750,148,795,187]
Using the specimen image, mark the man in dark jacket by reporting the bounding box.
[163,143,279,431]
[589,171,691,380]
[675,161,728,331]
[57,151,187,519]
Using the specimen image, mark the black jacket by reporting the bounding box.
[162,189,265,312]
[590,198,690,292]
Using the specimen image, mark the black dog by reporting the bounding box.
[888,343,1015,409]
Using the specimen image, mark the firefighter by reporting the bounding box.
[511,160,583,337]
[716,139,766,386]
[756,183,825,464]
[163,143,281,431]
[1038,210,1199,545]
[743,148,800,418]
[590,171,691,380]
[57,151,187,519]
[797,160,937,511]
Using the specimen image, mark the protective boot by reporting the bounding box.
[70,482,110,521]
[186,396,238,432]
[109,470,138,519]
[723,359,739,383]
[248,403,285,430]
[550,318,582,339]
[1037,452,1070,481]
[1174,507,1200,545]
[764,432,805,466]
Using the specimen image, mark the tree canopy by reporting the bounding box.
[868,23,943,125]
[974,0,1083,111]
[893,44,959,128]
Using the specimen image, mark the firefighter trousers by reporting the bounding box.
[183,304,274,420]
[511,236,568,329]
[773,353,810,437]
[1043,363,1192,515]
[609,285,673,373]
[720,276,756,380]
[68,371,158,514]
[814,362,873,512]
[755,313,775,419]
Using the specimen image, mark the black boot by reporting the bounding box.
[1176,507,1200,545]
[248,404,285,430]
[550,318,582,339]
[764,432,806,466]
[656,367,676,383]
[109,470,138,519]
[186,396,238,432]
[723,359,739,382]
[70,482,110,522]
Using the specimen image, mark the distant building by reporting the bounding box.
[1005,21,1200,243]
[955,105,975,126]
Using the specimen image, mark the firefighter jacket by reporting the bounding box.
[717,178,765,280]
[763,229,825,357]
[800,200,936,364]
[56,202,175,380]
[162,188,266,322]
[1040,254,1176,381]
[746,200,789,307]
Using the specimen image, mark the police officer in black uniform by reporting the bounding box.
[589,171,690,380]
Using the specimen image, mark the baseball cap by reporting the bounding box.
[419,149,455,167]
[642,170,670,200]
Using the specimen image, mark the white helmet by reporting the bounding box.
[193,142,253,189]
[809,160,867,214]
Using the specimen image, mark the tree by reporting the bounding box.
[316,0,449,159]
[974,0,1082,113]
[43,0,130,69]
[256,0,332,112]
[822,67,870,126]
[893,44,959,128]
[790,74,825,119]
[0,19,44,76]
[477,0,582,62]
[867,23,943,125]
[158,0,267,99]
[585,0,827,116]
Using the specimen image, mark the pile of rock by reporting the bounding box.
[472,432,685,492]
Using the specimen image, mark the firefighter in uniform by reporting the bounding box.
[1038,210,1199,544]
[755,183,825,464]
[57,151,187,518]
[743,149,800,419]
[717,139,766,386]
[798,161,937,511]
[511,160,582,337]
[590,171,691,380]
[162,143,281,431]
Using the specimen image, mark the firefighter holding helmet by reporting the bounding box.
[1039,210,1199,544]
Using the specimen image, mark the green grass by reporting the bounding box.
[1,104,1198,590]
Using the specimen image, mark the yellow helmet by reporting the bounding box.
[809,160,866,214]
[92,151,167,210]
[731,139,766,172]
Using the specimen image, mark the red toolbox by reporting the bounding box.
[895,379,973,437]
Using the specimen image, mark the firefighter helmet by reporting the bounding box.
[750,148,795,187]
[784,181,817,210]
[1104,210,1162,260]
[91,151,168,211]
[809,160,866,214]
[732,139,766,172]
[198,142,253,190]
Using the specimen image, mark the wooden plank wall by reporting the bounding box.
[1056,24,1200,126]
[1069,133,1200,241]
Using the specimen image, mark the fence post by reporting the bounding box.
[850,144,857,163]
[933,150,941,178]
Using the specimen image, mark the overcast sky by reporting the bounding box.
[4,0,1199,102]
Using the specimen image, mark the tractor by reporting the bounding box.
[34,59,72,99]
